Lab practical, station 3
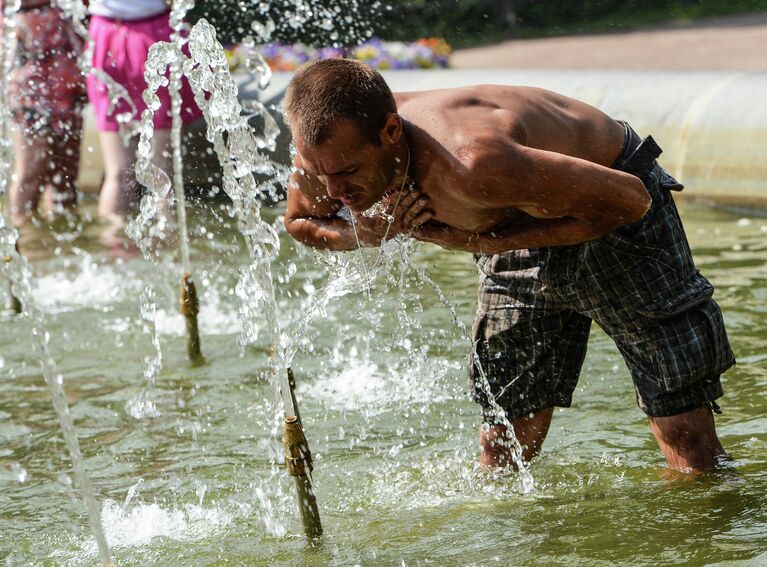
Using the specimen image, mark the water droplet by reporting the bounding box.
[11,462,27,482]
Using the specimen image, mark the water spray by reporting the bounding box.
[129,2,203,365]
[170,0,204,364]
[184,20,323,539]
[1,1,22,314]
[0,5,115,564]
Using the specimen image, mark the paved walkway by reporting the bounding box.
[451,13,767,70]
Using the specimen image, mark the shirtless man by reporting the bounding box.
[283,59,734,473]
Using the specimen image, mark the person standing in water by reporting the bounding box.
[282,59,735,474]
[86,0,201,225]
[5,0,86,225]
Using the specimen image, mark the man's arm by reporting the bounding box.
[414,138,651,252]
[413,214,624,254]
[284,166,359,251]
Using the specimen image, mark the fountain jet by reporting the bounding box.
[184,19,323,539]
[170,0,204,364]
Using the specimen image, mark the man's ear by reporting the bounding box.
[379,113,402,146]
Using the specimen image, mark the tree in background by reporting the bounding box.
[190,0,767,49]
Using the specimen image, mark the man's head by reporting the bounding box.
[284,58,396,146]
[285,59,406,211]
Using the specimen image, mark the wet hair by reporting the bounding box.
[284,58,396,146]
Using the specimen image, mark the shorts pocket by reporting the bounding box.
[650,299,735,393]
[602,230,673,270]
[635,271,714,318]
[577,231,677,305]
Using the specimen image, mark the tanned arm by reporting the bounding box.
[413,136,651,253]
[284,161,358,251]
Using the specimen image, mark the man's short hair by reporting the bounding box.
[284,59,396,146]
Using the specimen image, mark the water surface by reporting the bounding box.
[1,200,765,566]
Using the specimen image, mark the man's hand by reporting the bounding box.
[353,190,433,245]
[411,221,476,252]
[413,212,631,254]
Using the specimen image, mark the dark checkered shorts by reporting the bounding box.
[469,122,735,420]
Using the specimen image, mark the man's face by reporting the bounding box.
[293,119,398,212]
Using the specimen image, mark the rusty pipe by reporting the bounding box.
[179,272,204,364]
[283,367,322,539]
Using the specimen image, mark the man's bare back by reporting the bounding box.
[393,85,628,234]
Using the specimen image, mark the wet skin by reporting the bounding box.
[285,84,651,253]
[284,84,725,473]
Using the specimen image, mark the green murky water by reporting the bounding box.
[1,199,765,566]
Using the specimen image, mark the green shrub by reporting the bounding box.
[189,0,767,49]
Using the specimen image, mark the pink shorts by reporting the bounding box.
[86,10,202,132]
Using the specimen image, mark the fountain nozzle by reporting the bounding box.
[179,272,204,364]
[5,241,22,314]
[283,369,323,539]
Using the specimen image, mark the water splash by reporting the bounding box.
[286,215,533,491]
[0,1,19,234]
[0,3,112,563]
[10,461,27,482]
[126,40,176,255]
[401,248,534,491]
[125,286,163,419]
[0,227,113,564]
[184,19,285,364]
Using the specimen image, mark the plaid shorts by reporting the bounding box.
[469,123,735,420]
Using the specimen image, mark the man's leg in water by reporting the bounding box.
[479,402,726,471]
[469,300,589,470]
[479,407,554,468]
[596,297,732,474]
[649,404,725,473]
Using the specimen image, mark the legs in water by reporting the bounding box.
[479,407,554,469]
[97,129,172,225]
[9,126,79,226]
[478,404,725,474]
[44,126,81,217]
[649,404,725,473]
[97,131,138,225]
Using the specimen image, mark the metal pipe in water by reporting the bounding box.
[170,1,203,363]
[284,368,322,539]
[179,272,204,364]
[7,244,21,314]
[8,281,21,313]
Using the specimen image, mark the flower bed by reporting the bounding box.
[226,37,451,72]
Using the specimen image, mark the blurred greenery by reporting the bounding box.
[189,0,767,49]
